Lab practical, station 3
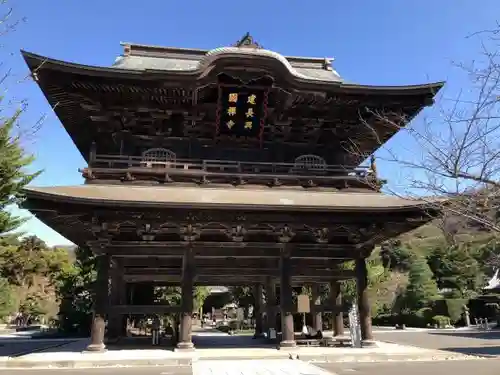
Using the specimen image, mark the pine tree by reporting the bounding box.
[428,244,483,297]
[404,256,440,311]
[0,108,41,234]
[0,276,16,319]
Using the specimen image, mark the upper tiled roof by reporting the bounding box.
[112,34,343,83]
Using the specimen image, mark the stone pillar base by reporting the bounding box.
[84,343,107,352]
[361,340,378,347]
[278,340,296,349]
[175,341,195,351]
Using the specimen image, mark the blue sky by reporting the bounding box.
[3,0,499,246]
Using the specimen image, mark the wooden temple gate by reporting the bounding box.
[19,34,443,351]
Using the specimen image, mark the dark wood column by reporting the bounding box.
[356,258,374,344]
[253,284,264,338]
[176,248,195,350]
[311,284,322,332]
[265,277,277,333]
[279,248,296,348]
[330,280,344,336]
[86,254,110,352]
[108,257,125,340]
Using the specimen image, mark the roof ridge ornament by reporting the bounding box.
[233,32,263,49]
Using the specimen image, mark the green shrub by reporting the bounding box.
[432,315,451,328]
[372,312,429,328]
[432,299,468,324]
[416,307,433,323]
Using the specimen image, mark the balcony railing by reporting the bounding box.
[82,152,376,189]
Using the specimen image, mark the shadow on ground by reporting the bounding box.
[379,329,500,358]
[438,346,500,357]
[3,328,276,356]
[428,330,500,357]
[107,333,273,350]
[0,340,75,357]
[429,330,500,340]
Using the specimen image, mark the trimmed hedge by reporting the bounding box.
[372,298,470,328]
[433,299,467,324]
[372,312,428,328]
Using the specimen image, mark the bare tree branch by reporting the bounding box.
[345,26,500,237]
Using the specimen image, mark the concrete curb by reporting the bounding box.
[300,353,486,363]
[0,351,486,369]
[2,357,194,369]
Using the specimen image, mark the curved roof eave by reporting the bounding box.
[22,185,441,214]
[21,50,445,95]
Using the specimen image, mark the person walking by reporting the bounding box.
[151,315,161,346]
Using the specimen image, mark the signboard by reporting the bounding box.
[216,86,269,143]
[297,294,310,313]
[348,302,362,348]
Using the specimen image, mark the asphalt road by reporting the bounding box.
[376,330,500,357]
[317,359,500,375]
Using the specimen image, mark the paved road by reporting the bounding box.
[318,359,499,375]
[1,359,499,375]
[376,330,500,357]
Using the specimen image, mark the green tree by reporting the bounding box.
[404,256,440,311]
[228,286,254,318]
[194,286,210,316]
[229,286,254,307]
[428,244,483,297]
[0,108,41,234]
[55,246,96,334]
[380,240,414,272]
[0,276,16,320]
[0,235,50,287]
[154,286,181,305]
[18,292,47,324]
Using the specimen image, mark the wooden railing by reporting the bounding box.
[88,153,372,179]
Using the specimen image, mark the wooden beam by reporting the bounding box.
[108,304,181,314]
[121,258,342,268]
[124,275,354,284]
[108,241,355,251]
[106,243,357,259]
[124,267,355,278]
[124,275,267,284]
[261,304,349,314]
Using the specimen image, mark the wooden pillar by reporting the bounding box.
[279,249,296,348]
[108,257,125,340]
[265,278,277,333]
[176,248,195,351]
[86,254,110,352]
[356,258,374,344]
[330,280,344,336]
[253,284,264,338]
[311,284,323,332]
[119,280,128,336]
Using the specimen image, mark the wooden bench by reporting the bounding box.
[335,336,352,347]
[320,337,336,347]
[296,338,321,346]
